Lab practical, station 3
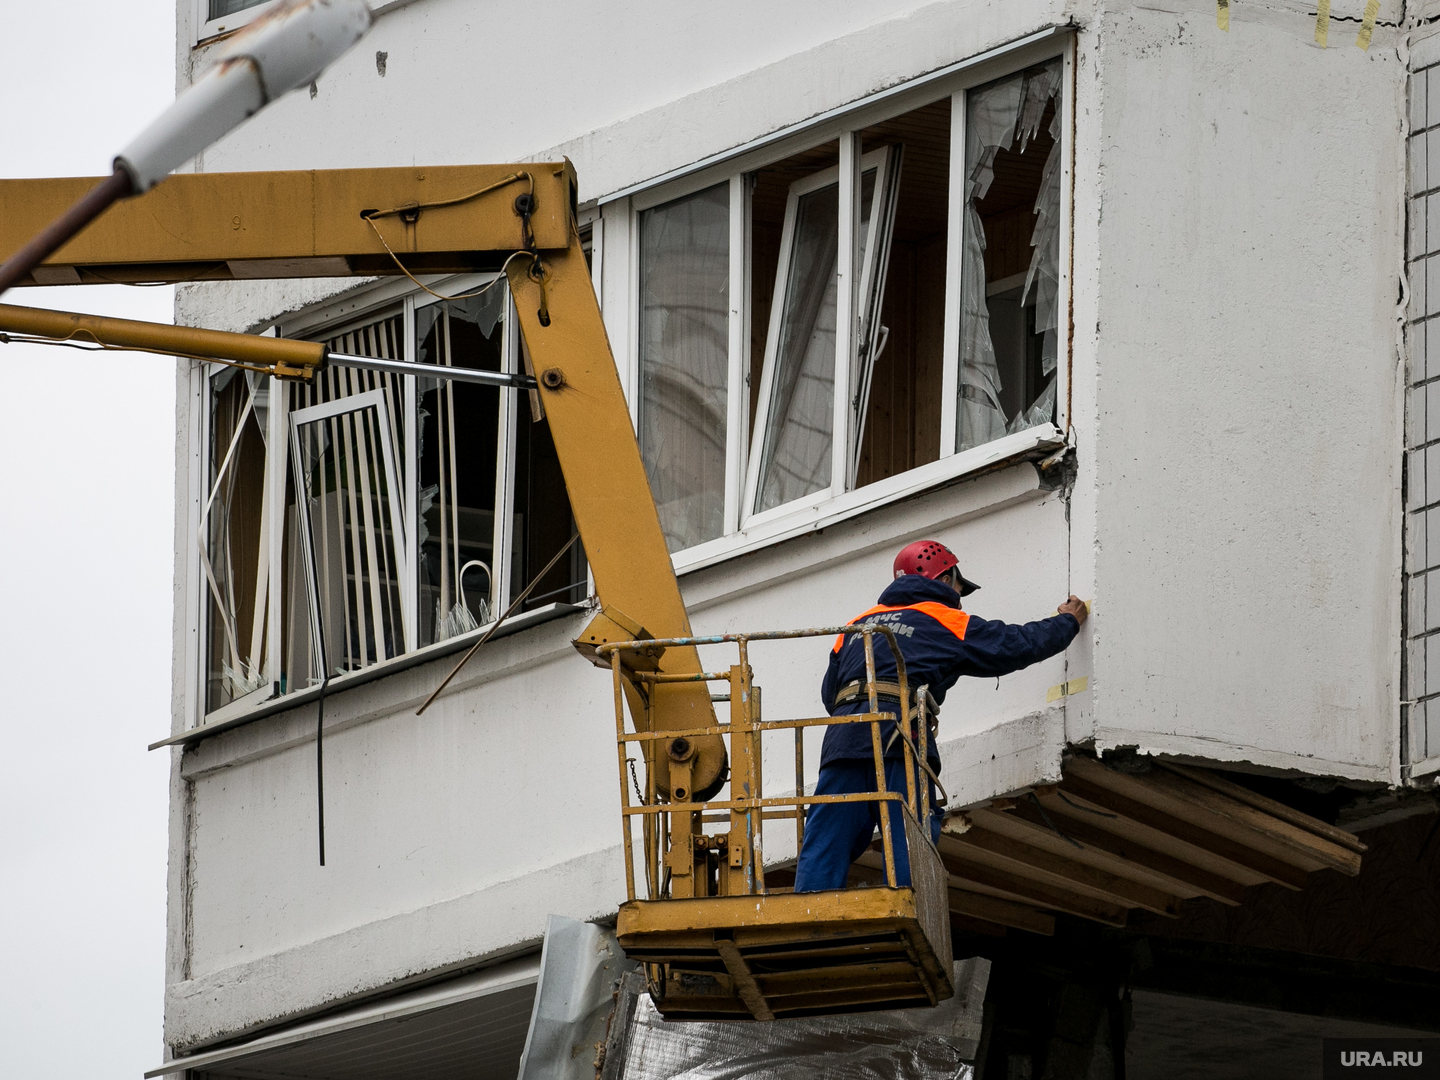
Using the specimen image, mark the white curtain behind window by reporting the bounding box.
[639,184,730,551]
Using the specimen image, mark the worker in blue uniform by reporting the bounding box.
[792,540,1088,892]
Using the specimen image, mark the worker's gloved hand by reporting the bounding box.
[1058,595,1089,626]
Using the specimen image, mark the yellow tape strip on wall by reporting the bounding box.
[1315,0,1330,47]
[1356,0,1380,49]
[1217,0,1230,31]
[1046,676,1090,703]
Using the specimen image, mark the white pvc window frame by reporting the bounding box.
[616,33,1073,572]
[194,0,279,44]
[741,144,901,526]
[290,387,412,676]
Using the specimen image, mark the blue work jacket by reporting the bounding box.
[819,575,1080,771]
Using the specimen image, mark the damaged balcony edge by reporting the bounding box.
[152,602,586,751]
[1091,726,1396,788]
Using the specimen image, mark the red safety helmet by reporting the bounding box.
[893,540,980,595]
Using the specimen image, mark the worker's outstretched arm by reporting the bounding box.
[953,608,1082,679]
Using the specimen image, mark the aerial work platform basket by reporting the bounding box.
[600,626,954,1021]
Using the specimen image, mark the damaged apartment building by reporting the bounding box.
[145,0,1438,1077]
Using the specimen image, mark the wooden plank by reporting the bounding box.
[1058,772,1310,890]
[942,824,1184,916]
[714,934,775,1021]
[1007,799,1249,905]
[1158,762,1368,854]
[1067,756,1360,875]
[937,849,1130,926]
[951,913,1010,937]
[948,885,1056,935]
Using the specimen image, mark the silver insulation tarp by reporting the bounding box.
[614,958,991,1080]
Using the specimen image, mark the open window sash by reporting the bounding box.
[290,388,411,685]
[847,145,903,490]
[743,145,902,522]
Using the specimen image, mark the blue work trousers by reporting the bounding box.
[792,756,942,893]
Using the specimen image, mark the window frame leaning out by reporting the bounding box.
[617,33,1073,575]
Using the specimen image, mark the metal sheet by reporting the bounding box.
[517,916,639,1080]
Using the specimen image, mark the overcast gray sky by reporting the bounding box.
[1,3,177,1076]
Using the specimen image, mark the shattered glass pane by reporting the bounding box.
[203,366,270,713]
[958,59,1063,452]
[415,288,505,646]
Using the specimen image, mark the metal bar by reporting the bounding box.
[617,711,897,742]
[612,652,637,901]
[0,300,325,372]
[0,168,132,296]
[795,721,806,854]
[634,670,732,684]
[596,625,873,652]
[897,642,917,819]
[622,792,903,815]
[327,351,537,389]
[864,630,898,888]
[918,685,931,827]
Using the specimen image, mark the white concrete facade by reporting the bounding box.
[163,0,1415,1059]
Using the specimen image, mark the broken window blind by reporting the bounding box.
[959,58,1062,453]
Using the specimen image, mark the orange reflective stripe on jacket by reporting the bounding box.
[831,601,971,652]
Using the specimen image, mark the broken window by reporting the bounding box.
[958,58,1063,452]
[415,291,505,646]
[202,366,272,714]
[638,183,730,551]
[290,382,409,683]
[198,279,588,722]
[626,58,1064,554]
[286,317,409,686]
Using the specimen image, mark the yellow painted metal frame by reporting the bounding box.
[0,164,574,284]
[602,625,953,1019]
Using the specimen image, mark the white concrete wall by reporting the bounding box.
[1081,1,1404,782]
[163,0,1411,1053]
